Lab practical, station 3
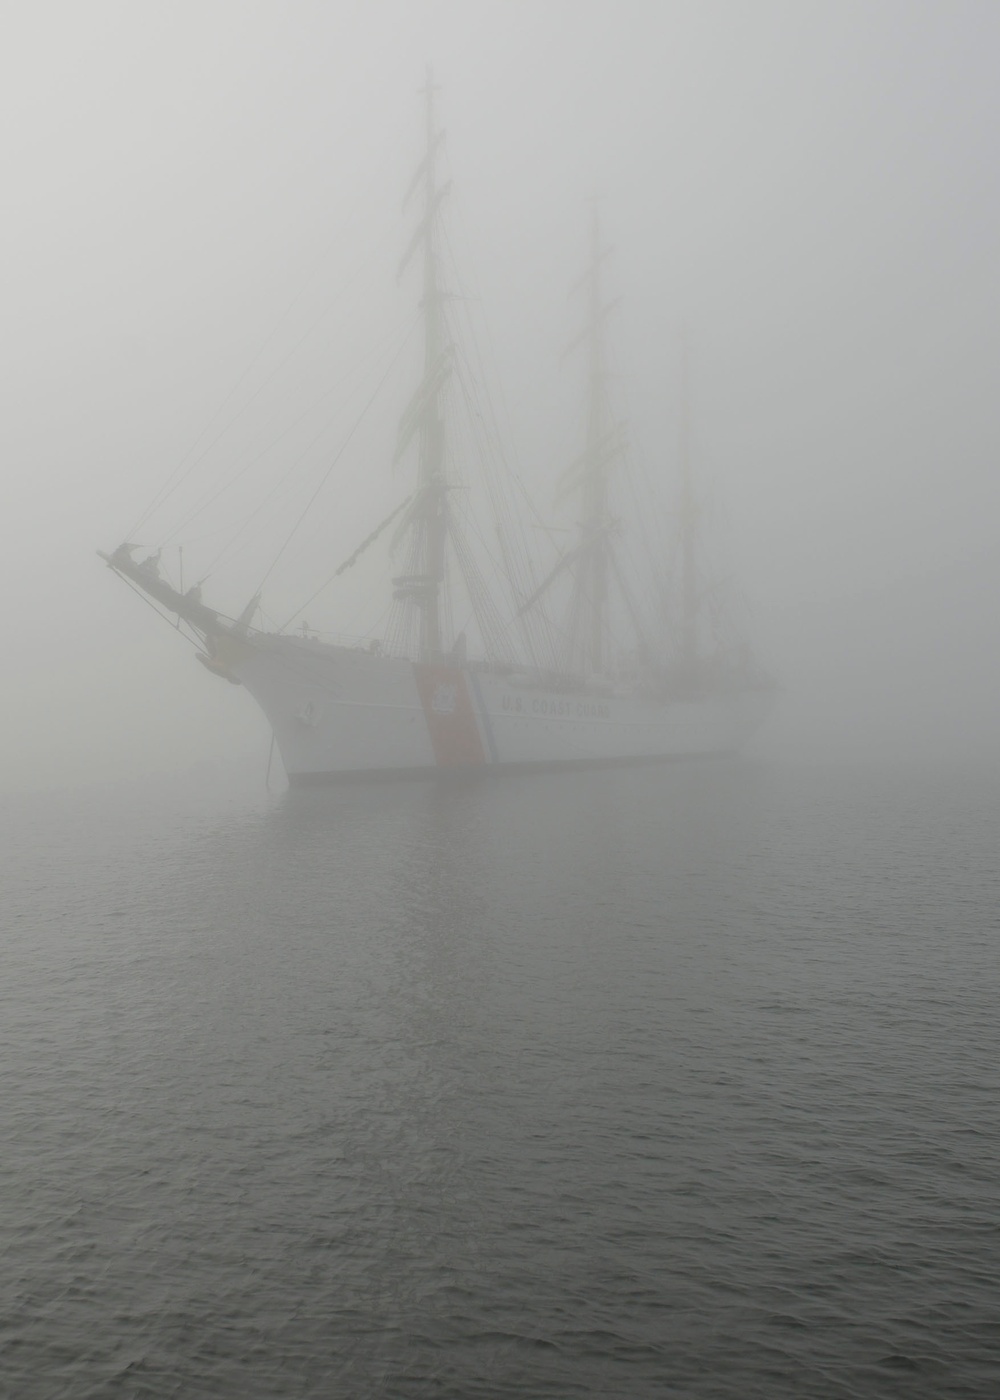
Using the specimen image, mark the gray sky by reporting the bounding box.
[2,0,998,790]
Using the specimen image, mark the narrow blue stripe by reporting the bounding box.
[468,668,499,764]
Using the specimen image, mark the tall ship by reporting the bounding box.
[102,83,773,783]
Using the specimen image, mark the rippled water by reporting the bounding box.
[2,759,998,1397]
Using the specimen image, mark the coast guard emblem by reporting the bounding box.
[413,664,487,767]
[431,683,458,715]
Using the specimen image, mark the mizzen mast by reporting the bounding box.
[567,207,620,678]
[678,336,698,671]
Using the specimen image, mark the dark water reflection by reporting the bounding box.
[2,760,998,1396]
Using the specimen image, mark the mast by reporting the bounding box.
[516,212,633,678]
[678,334,698,670]
[418,71,446,660]
[584,209,607,674]
[570,206,616,678]
[394,69,450,660]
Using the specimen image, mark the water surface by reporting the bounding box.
[2,759,998,1397]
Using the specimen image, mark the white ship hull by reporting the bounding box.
[224,635,771,782]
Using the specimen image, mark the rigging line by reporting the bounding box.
[619,441,664,594]
[127,212,406,539]
[433,218,539,662]
[454,411,549,658]
[280,492,414,632]
[617,441,669,577]
[452,372,522,570]
[168,314,414,546]
[450,351,538,593]
[204,316,418,582]
[446,405,542,664]
[607,333,673,545]
[609,550,653,653]
[443,278,528,525]
[449,521,502,640]
[439,223,553,611]
[163,311,416,554]
[452,516,515,654]
[451,484,504,579]
[135,289,386,541]
[253,333,414,597]
[113,572,204,650]
[452,345,553,556]
[344,600,393,646]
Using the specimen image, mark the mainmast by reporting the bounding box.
[394,70,450,660]
[417,73,447,660]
